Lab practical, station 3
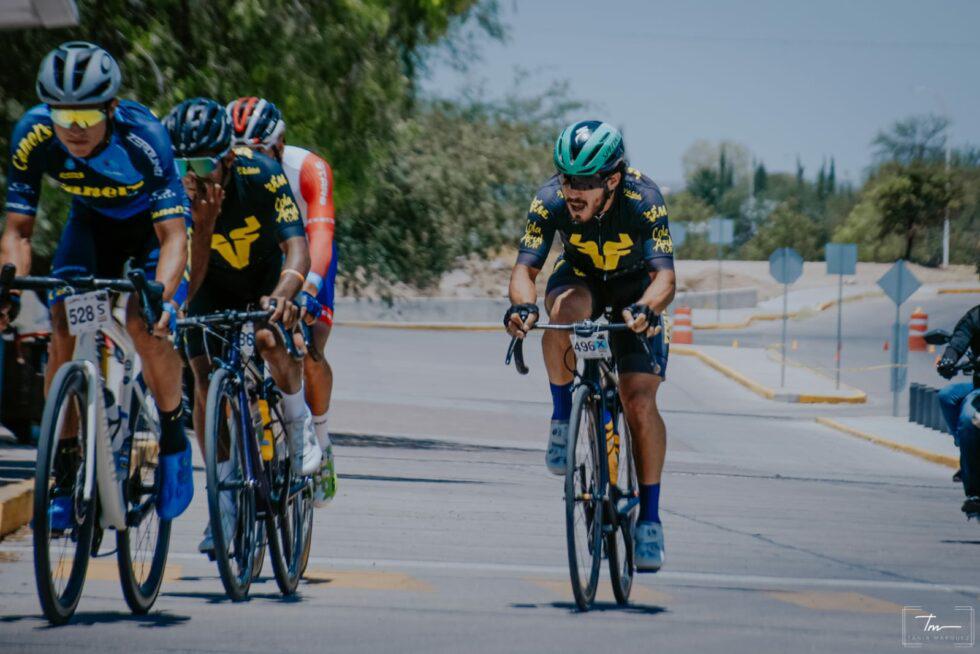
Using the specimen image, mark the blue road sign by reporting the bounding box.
[769,247,804,285]
[826,243,857,276]
[877,259,921,306]
[707,217,734,245]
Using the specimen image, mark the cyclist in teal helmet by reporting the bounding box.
[505,119,676,573]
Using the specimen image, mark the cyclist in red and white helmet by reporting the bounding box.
[227,96,337,506]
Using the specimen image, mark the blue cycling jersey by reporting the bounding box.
[5,99,188,223]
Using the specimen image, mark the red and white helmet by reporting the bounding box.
[226,96,285,147]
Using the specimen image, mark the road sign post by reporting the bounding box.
[708,217,734,322]
[769,247,804,388]
[876,260,921,416]
[825,243,857,389]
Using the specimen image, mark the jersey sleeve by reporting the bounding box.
[256,159,306,243]
[515,185,561,269]
[636,185,674,272]
[125,118,191,225]
[4,110,55,216]
[298,154,335,291]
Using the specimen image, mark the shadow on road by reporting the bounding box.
[511,601,667,616]
[941,539,980,545]
[162,590,304,605]
[0,610,190,629]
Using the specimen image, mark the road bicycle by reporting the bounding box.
[507,311,651,611]
[0,262,171,624]
[177,307,315,600]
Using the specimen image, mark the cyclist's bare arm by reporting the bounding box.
[263,235,310,326]
[622,268,675,334]
[506,263,540,338]
[187,182,224,300]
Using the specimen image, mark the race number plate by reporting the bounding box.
[239,321,256,360]
[571,332,612,360]
[64,291,110,336]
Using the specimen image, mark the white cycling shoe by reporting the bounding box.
[634,521,665,573]
[286,413,322,476]
[546,420,569,476]
[198,488,238,555]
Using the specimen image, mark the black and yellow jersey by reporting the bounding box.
[206,147,305,277]
[516,168,674,279]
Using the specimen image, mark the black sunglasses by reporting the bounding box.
[559,173,610,191]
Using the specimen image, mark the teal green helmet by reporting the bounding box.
[554,120,625,176]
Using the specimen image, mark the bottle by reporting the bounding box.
[258,398,274,461]
[604,408,619,486]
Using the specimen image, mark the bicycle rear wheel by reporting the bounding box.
[607,409,638,605]
[116,385,172,614]
[205,368,257,601]
[33,362,96,625]
[565,384,604,611]
[266,402,313,595]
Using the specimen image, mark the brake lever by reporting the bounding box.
[126,268,164,333]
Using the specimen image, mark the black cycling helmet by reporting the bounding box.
[36,41,121,106]
[554,120,625,176]
[227,96,285,147]
[164,98,232,157]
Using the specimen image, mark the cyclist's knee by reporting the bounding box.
[254,326,279,353]
[620,374,660,411]
[49,302,69,337]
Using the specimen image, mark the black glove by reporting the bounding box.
[938,348,959,380]
[503,303,539,328]
[625,303,655,325]
[1,292,21,325]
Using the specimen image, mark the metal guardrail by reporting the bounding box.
[909,383,949,434]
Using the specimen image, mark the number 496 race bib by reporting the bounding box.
[64,291,111,336]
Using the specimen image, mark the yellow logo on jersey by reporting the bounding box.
[238,166,260,175]
[626,166,643,181]
[521,222,544,249]
[211,216,261,269]
[275,195,299,223]
[643,204,668,222]
[233,146,254,159]
[529,197,549,220]
[58,171,85,180]
[265,174,288,193]
[12,123,53,171]
[568,233,635,271]
[651,225,673,254]
[60,181,145,198]
[624,189,642,201]
[151,205,187,221]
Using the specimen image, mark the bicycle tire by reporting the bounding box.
[116,387,172,614]
[266,419,311,595]
[607,409,638,605]
[33,362,96,625]
[205,368,257,601]
[565,384,604,611]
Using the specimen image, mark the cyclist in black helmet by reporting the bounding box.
[504,120,676,572]
[164,98,322,556]
[0,41,195,524]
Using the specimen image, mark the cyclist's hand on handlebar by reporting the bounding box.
[623,303,661,337]
[295,290,322,326]
[0,293,20,331]
[262,295,298,328]
[504,303,538,339]
[938,349,959,380]
[151,302,180,338]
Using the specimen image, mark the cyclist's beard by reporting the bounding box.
[569,184,614,224]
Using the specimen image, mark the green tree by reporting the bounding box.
[753,163,768,195]
[871,162,960,262]
[739,203,822,260]
[872,114,948,165]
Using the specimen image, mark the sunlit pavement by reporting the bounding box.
[1,297,978,652]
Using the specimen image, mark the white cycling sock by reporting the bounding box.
[313,412,330,450]
[281,387,308,423]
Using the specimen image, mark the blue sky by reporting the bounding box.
[423,0,980,189]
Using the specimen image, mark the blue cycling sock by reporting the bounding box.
[158,405,188,455]
[639,483,661,524]
[550,382,573,421]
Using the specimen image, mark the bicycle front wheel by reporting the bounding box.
[33,362,96,625]
[116,384,172,614]
[565,384,604,611]
[205,368,257,601]
[607,409,638,605]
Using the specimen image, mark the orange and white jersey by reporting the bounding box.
[280,144,336,292]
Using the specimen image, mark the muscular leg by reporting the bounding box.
[188,355,211,456]
[542,286,592,384]
[255,327,302,394]
[303,322,332,416]
[619,373,666,485]
[124,295,184,412]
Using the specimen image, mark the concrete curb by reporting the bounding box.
[814,417,957,469]
[0,479,33,539]
[672,345,867,404]
[694,290,884,331]
[937,288,980,295]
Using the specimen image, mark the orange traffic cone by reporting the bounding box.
[672,306,693,344]
[908,307,928,351]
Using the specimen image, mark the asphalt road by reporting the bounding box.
[1,297,978,653]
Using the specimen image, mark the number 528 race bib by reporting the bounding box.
[64,291,111,336]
